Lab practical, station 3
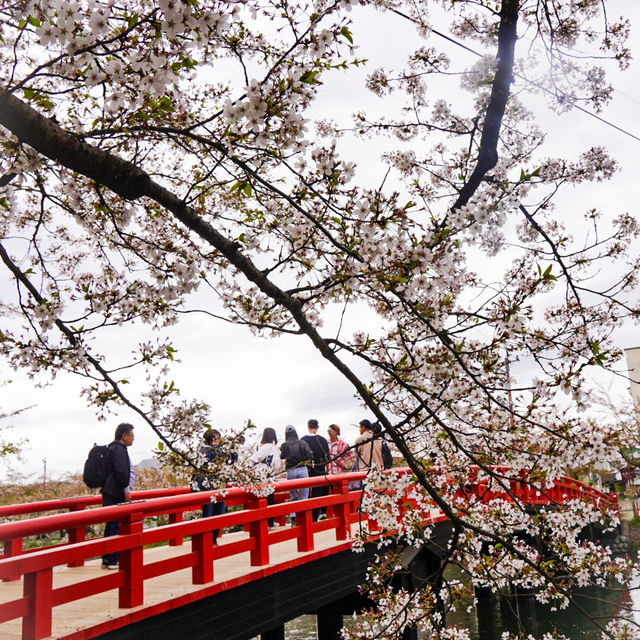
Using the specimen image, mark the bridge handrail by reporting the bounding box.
[0,467,617,544]
[1,466,616,521]
[0,483,372,576]
[0,486,194,519]
[0,472,377,580]
[0,472,366,540]
[465,466,618,507]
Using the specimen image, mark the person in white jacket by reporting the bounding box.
[249,427,282,527]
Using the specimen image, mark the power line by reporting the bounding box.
[572,103,640,142]
[389,7,640,144]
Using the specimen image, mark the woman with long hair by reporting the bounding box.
[249,427,282,527]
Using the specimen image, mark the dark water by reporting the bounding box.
[449,585,638,640]
[281,583,639,639]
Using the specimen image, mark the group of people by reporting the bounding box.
[245,418,386,525]
[96,417,388,567]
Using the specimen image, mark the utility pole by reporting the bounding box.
[624,347,640,406]
[42,457,47,488]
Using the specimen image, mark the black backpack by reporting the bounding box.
[381,441,393,470]
[82,444,111,489]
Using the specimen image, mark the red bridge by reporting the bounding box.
[0,469,617,640]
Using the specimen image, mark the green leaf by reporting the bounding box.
[27,16,41,27]
[158,96,175,112]
[588,339,607,366]
[340,26,353,44]
[37,97,54,110]
[542,264,557,281]
[519,167,541,182]
[230,180,252,196]
[300,70,320,84]
[158,441,165,451]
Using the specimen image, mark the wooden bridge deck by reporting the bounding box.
[0,522,361,640]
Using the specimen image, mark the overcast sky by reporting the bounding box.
[1,2,639,484]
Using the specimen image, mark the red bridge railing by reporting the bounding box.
[461,467,619,509]
[0,486,195,571]
[0,472,376,640]
[0,468,617,640]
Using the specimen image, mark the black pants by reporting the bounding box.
[310,482,329,521]
[266,492,276,527]
[102,493,121,566]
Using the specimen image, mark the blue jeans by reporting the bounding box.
[202,499,226,543]
[287,467,309,523]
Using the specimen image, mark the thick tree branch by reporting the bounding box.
[0,92,149,200]
[452,0,520,211]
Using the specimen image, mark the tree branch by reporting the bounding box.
[452,0,520,211]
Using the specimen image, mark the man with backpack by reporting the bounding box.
[100,423,135,569]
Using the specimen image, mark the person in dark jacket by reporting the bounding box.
[301,419,330,521]
[101,423,134,569]
[195,429,225,545]
[280,425,312,526]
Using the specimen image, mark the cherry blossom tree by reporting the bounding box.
[0,0,638,637]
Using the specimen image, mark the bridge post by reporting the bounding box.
[169,511,184,546]
[297,508,314,552]
[1,537,22,581]
[119,512,144,608]
[333,479,351,540]
[67,504,86,567]
[261,624,285,640]
[22,567,52,640]
[274,489,288,527]
[249,496,270,566]
[317,601,343,639]
[192,528,215,584]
